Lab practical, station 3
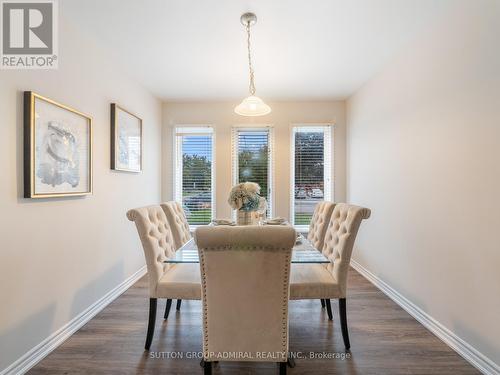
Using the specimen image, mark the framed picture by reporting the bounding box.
[24,91,93,198]
[110,104,142,172]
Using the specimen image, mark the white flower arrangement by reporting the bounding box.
[228,182,266,212]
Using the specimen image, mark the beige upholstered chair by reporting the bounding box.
[195,226,296,375]
[161,201,191,250]
[127,205,201,350]
[161,201,193,311]
[306,201,336,309]
[290,203,371,349]
[307,201,335,251]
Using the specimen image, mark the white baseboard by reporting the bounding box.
[1,266,147,375]
[350,260,500,375]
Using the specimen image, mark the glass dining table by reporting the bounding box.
[164,233,329,264]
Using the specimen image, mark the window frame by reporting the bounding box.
[290,123,334,230]
[173,125,216,227]
[231,125,275,219]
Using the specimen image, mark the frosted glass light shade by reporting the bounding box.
[234,95,271,116]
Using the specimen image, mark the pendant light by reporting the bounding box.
[234,12,271,117]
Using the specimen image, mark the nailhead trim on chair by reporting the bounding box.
[200,246,292,361]
[281,252,291,354]
[199,250,210,359]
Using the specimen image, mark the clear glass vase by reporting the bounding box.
[237,210,260,225]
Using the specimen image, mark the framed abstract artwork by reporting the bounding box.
[110,104,142,172]
[24,91,93,198]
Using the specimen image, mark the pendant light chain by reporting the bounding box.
[234,12,271,116]
[246,22,256,95]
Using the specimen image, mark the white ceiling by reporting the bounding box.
[62,0,453,101]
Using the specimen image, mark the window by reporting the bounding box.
[232,127,274,217]
[291,125,332,226]
[174,127,215,225]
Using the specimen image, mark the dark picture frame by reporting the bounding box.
[110,103,143,172]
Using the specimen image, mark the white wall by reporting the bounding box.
[0,18,162,373]
[347,0,500,368]
[162,101,346,220]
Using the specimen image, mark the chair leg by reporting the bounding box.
[203,361,212,375]
[325,299,333,320]
[279,362,287,375]
[339,298,351,350]
[145,298,157,350]
[176,299,182,311]
[320,299,325,308]
[164,299,172,319]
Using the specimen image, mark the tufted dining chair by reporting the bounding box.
[161,201,191,250]
[307,201,335,252]
[290,203,371,350]
[161,201,192,312]
[195,225,296,375]
[307,201,336,308]
[127,205,201,350]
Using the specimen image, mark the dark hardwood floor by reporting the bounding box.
[29,269,479,374]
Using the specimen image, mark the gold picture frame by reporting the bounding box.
[24,91,93,198]
[110,103,143,172]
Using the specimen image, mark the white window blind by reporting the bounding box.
[232,128,274,217]
[174,127,215,225]
[291,125,332,226]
